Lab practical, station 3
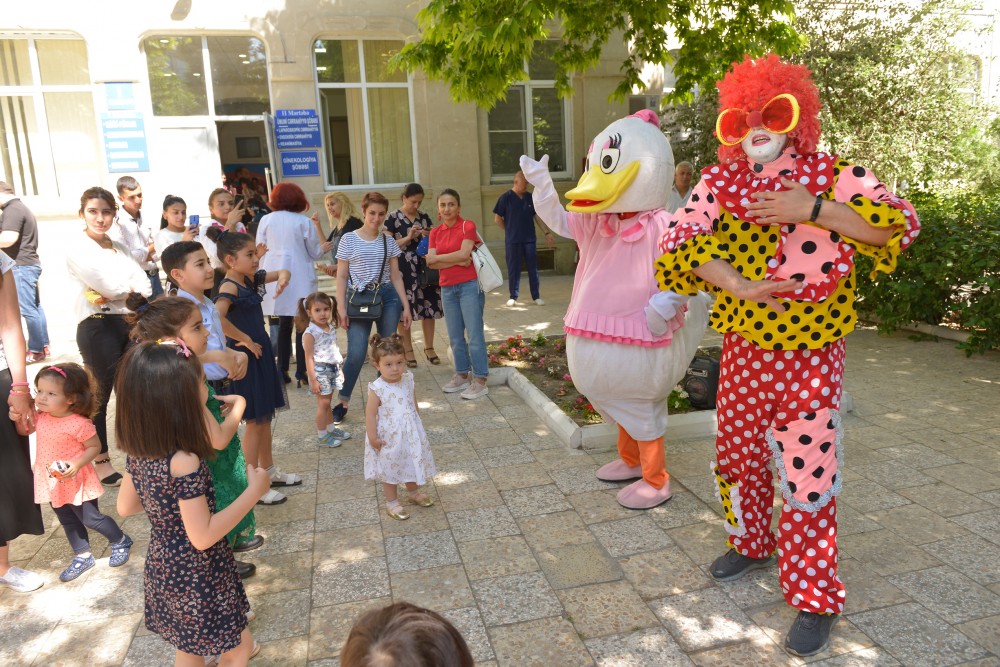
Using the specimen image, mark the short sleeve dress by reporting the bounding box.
[215,270,287,423]
[384,210,443,321]
[363,373,436,485]
[204,384,255,547]
[32,412,103,508]
[126,454,249,656]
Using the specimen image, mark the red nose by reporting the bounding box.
[747,110,763,128]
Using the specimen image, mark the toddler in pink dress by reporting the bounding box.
[14,364,132,582]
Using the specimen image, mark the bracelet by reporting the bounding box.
[809,196,823,223]
[11,382,29,387]
[9,388,31,394]
[94,456,111,465]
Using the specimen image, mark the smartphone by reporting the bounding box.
[188,214,200,231]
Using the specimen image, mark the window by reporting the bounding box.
[487,41,570,179]
[314,39,415,186]
[0,37,101,197]
[144,35,269,117]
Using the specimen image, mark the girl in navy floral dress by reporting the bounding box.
[208,227,299,506]
[115,340,271,665]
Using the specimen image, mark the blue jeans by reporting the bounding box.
[441,278,488,379]
[340,283,403,401]
[148,271,164,298]
[506,241,540,300]
[12,264,49,352]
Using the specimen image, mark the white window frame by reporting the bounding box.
[142,34,273,122]
[488,66,572,182]
[313,38,418,189]
[0,34,98,197]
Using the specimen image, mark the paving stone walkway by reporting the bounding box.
[2,275,999,666]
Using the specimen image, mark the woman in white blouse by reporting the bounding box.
[67,187,152,485]
[256,182,332,385]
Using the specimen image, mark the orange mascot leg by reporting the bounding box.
[595,425,644,482]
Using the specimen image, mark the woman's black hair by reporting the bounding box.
[205,226,253,261]
[437,188,461,206]
[402,183,425,199]
[161,194,186,230]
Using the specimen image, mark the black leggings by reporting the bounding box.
[51,498,124,554]
[76,315,131,454]
[277,315,306,380]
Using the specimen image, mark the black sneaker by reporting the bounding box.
[709,548,776,582]
[332,403,348,425]
[784,610,839,657]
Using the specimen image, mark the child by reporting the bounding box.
[115,340,267,664]
[340,601,474,667]
[153,195,197,260]
[127,295,262,578]
[364,334,437,520]
[11,364,132,582]
[296,291,351,447]
[208,227,298,506]
[199,188,248,295]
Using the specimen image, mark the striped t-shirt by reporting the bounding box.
[335,231,401,289]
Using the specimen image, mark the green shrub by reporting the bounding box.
[854,190,1000,355]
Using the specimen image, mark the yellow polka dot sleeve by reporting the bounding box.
[655,235,729,296]
[841,196,911,277]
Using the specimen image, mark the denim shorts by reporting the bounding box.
[315,363,343,396]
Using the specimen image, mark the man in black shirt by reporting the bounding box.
[0,182,49,363]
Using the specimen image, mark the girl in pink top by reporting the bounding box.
[13,364,132,582]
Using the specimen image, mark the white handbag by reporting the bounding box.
[464,221,504,293]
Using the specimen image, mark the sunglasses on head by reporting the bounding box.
[716,93,801,147]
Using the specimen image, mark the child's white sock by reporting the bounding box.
[325,424,337,434]
[77,551,92,559]
[318,429,327,438]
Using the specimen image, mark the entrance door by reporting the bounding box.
[216,118,272,216]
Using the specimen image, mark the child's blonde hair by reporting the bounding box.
[369,333,405,365]
[35,363,100,418]
[295,291,338,331]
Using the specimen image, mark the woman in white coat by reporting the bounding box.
[256,182,333,384]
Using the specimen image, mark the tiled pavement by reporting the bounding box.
[3,275,1000,666]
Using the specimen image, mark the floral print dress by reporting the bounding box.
[127,453,249,656]
[364,373,436,485]
[385,209,443,321]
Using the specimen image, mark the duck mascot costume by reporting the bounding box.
[654,55,920,656]
[520,109,709,510]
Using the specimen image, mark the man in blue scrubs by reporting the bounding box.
[493,170,554,306]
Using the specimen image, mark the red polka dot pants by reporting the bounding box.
[716,333,847,614]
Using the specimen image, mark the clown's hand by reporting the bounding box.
[644,291,690,335]
[519,154,569,238]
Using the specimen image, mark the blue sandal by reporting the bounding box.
[59,554,95,582]
[109,534,133,567]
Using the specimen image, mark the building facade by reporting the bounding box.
[2,1,634,272]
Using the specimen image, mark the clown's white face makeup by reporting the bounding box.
[742,129,788,164]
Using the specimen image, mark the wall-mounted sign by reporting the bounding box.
[101,111,150,172]
[104,82,136,111]
[274,109,321,149]
[280,150,320,177]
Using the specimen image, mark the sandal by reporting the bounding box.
[424,347,441,365]
[385,500,410,520]
[404,348,418,368]
[95,456,122,487]
[408,492,434,507]
[256,489,287,506]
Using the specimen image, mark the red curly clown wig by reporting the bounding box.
[716,54,821,164]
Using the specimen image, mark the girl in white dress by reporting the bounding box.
[363,334,436,520]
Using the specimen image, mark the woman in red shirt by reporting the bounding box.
[426,190,489,399]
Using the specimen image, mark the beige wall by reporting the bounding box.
[5,1,633,275]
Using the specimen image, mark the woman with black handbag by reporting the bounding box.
[334,192,412,425]
[385,184,444,369]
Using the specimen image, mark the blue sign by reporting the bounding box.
[101,111,150,172]
[280,150,320,177]
[274,109,321,149]
[104,82,135,111]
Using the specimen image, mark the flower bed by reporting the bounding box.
[487,332,709,427]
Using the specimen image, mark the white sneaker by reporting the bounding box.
[0,566,44,592]
[534,298,545,305]
[443,374,471,393]
[461,380,489,400]
[506,298,516,307]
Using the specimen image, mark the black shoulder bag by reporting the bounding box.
[346,234,387,321]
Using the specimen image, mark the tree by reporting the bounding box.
[661,86,720,171]
[390,0,802,109]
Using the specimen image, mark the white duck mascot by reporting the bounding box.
[520,109,709,509]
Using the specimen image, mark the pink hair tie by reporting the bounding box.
[156,338,193,358]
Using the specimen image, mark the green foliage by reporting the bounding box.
[390,0,802,109]
[855,190,1000,355]
[790,0,983,191]
[661,87,720,171]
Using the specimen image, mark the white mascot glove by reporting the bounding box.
[644,291,691,336]
[519,154,569,237]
